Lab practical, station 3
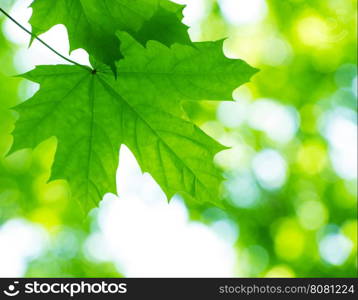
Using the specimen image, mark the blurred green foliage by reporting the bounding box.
[187,0,357,277]
[0,0,357,277]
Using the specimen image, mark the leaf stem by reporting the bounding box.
[0,7,91,71]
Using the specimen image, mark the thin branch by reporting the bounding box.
[0,7,91,71]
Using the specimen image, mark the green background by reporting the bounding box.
[0,0,357,277]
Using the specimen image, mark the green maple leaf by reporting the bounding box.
[29,0,190,68]
[10,32,257,212]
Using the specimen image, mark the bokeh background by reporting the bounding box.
[0,0,357,277]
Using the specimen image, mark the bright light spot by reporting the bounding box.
[174,0,208,26]
[341,220,357,252]
[322,108,357,179]
[252,149,287,190]
[296,141,327,175]
[0,219,47,277]
[17,79,39,101]
[225,173,260,208]
[274,219,305,261]
[219,0,267,26]
[84,233,112,262]
[319,233,352,265]
[85,146,236,277]
[265,265,295,278]
[29,207,61,229]
[325,109,356,149]
[296,16,329,48]
[330,148,357,180]
[217,98,250,128]
[12,25,90,73]
[2,0,32,45]
[201,121,226,142]
[215,144,255,170]
[211,219,239,245]
[261,36,292,66]
[297,200,328,230]
[239,245,269,276]
[92,196,236,277]
[2,0,90,73]
[248,99,299,144]
[51,228,80,260]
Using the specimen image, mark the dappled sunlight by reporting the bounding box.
[321,107,357,180]
[252,149,287,190]
[3,0,90,73]
[218,0,267,26]
[85,146,237,277]
[0,219,47,276]
[0,0,356,278]
[319,233,353,266]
